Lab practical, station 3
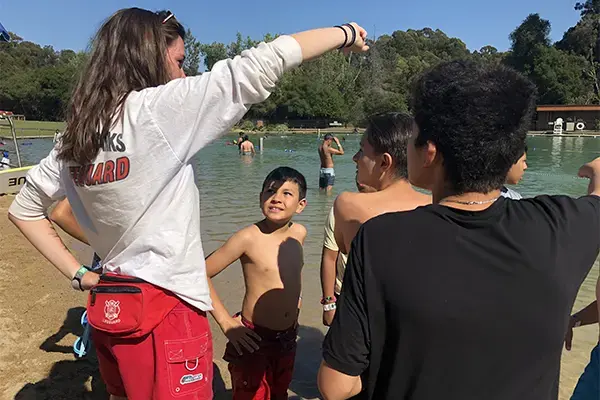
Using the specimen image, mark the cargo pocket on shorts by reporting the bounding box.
[165,334,210,397]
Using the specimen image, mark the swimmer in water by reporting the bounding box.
[318,133,344,192]
[239,134,255,156]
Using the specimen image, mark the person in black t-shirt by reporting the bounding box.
[318,60,600,400]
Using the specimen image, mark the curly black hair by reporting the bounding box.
[411,60,536,194]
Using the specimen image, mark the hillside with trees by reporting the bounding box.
[2,2,600,125]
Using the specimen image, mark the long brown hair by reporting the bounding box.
[58,8,185,165]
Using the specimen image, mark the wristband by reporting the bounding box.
[71,265,88,291]
[343,23,356,48]
[323,303,337,312]
[334,26,348,49]
[321,296,337,305]
[571,315,582,328]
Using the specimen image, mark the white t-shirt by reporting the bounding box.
[8,36,303,311]
[501,186,523,200]
[323,206,347,295]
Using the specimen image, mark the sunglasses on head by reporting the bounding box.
[156,11,174,24]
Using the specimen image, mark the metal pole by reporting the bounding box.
[259,137,264,153]
[8,116,22,167]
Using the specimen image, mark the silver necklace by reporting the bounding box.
[440,196,500,206]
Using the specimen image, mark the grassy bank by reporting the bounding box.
[0,120,65,138]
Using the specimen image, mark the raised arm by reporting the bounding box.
[578,157,600,197]
[142,24,368,163]
[328,137,344,155]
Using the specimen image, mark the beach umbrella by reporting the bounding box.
[0,22,10,42]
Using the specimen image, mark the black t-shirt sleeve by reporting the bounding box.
[322,226,370,376]
[541,195,600,252]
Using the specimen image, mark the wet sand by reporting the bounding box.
[0,195,597,400]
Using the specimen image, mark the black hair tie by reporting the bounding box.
[343,23,356,48]
[334,25,348,49]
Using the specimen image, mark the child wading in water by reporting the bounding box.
[207,167,307,400]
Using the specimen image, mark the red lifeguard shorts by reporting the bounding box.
[224,315,297,400]
[92,300,213,399]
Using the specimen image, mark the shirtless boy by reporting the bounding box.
[207,166,307,400]
[323,113,431,320]
[239,135,256,156]
[333,113,430,254]
[318,134,344,192]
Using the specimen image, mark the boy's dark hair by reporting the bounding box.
[515,144,528,163]
[243,134,249,141]
[324,133,333,141]
[262,167,307,199]
[411,60,536,194]
[365,112,416,179]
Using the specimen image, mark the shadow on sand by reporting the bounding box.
[14,307,108,400]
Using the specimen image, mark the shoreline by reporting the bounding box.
[5,131,600,141]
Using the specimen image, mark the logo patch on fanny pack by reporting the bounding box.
[180,373,203,385]
[103,300,121,324]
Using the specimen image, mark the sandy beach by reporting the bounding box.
[0,194,598,400]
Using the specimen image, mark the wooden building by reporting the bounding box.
[534,105,600,132]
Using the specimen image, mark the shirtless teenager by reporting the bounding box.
[207,167,307,400]
[333,112,431,254]
[239,134,256,155]
[319,133,344,192]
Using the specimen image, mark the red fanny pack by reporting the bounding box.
[87,273,179,338]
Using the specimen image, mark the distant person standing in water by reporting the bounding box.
[319,133,344,192]
[239,134,255,155]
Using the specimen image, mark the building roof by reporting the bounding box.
[537,105,600,112]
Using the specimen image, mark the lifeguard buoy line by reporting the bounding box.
[576,122,586,131]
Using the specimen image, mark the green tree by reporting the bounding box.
[505,14,551,73]
[199,42,227,71]
[183,28,201,76]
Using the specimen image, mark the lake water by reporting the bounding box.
[3,133,600,397]
[4,133,600,276]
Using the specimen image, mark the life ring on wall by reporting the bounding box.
[576,122,585,131]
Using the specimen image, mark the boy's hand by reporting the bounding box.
[564,316,576,351]
[323,309,336,326]
[578,157,600,195]
[222,315,261,355]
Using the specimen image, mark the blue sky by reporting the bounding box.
[0,0,583,52]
